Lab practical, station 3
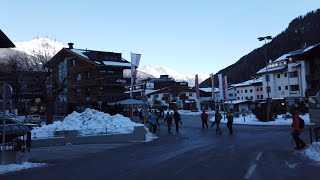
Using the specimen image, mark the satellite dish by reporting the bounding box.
[316,91,320,102]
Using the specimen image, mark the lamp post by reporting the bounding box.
[258,36,272,121]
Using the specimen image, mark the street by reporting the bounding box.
[1,114,319,180]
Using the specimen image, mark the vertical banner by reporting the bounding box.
[223,75,228,100]
[210,73,215,100]
[195,74,200,99]
[218,73,223,102]
[130,52,141,99]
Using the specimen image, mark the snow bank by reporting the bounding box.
[31,108,144,138]
[303,142,320,162]
[0,162,46,175]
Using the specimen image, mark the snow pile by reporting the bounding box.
[209,113,312,126]
[178,110,216,116]
[31,108,144,138]
[303,142,320,162]
[0,162,46,175]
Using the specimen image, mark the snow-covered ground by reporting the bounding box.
[1,110,318,174]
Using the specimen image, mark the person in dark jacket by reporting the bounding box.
[150,113,158,133]
[211,111,222,134]
[201,110,209,128]
[226,111,234,135]
[292,111,306,150]
[174,110,182,132]
[164,112,173,133]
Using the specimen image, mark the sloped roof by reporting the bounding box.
[288,43,320,59]
[46,47,131,68]
[148,85,194,96]
[0,29,15,48]
[233,78,262,88]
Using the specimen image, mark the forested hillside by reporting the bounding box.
[200,9,320,87]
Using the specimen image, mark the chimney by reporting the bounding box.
[68,42,74,49]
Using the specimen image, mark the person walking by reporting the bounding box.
[211,111,222,134]
[226,110,234,135]
[150,112,158,133]
[201,110,209,128]
[174,110,182,132]
[291,110,306,150]
[164,111,173,133]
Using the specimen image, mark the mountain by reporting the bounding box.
[200,9,320,88]
[0,38,65,70]
[139,65,209,87]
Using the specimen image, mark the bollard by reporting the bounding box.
[26,132,31,152]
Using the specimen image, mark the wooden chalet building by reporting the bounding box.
[45,43,131,114]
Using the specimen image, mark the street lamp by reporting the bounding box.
[258,36,272,121]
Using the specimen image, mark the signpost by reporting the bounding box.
[97,101,102,112]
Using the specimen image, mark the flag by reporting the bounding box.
[195,74,200,99]
[210,73,215,100]
[218,73,223,101]
[223,75,228,100]
[130,52,141,99]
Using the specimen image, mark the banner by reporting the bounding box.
[195,74,200,99]
[130,52,141,98]
[218,73,223,101]
[210,73,215,100]
[223,75,228,100]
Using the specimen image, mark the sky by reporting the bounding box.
[0,109,319,173]
[1,0,320,74]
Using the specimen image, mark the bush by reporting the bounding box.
[252,107,273,122]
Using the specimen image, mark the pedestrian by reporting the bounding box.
[211,111,222,134]
[164,111,173,133]
[226,110,234,135]
[201,110,209,128]
[155,109,160,127]
[174,110,182,132]
[150,112,158,133]
[291,110,306,150]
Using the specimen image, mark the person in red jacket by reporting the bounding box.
[201,110,209,128]
[292,111,306,150]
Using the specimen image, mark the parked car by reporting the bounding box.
[0,112,30,143]
[24,114,41,124]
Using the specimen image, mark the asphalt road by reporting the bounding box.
[1,114,319,180]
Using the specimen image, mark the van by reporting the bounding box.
[24,114,41,124]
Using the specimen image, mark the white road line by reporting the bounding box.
[244,164,257,179]
[256,151,263,161]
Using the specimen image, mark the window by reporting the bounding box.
[76,89,81,96]
[237,90,239,93]
[250,96,253,99]
[278,86,281,91]
[189,93,193,96]
[155,95,159,98]
[245,90,247,93]
[290,85,299,91]
[257,87,259,91]
[260,95,263,99]
[85,72,90,79]
[86,88,90,96]
[289,71,298,78]
[72,59,76,67]
[284,73,287,77]
[241,90,243,93]
[76,74,81,81]
[241,97,243,100]
[277,74,280,78]
[250,89,253,93]
[285,86,288,90]
[260,87,262,91]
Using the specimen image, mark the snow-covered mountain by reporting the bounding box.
[139,65,209,87]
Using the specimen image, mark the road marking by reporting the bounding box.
[244,164,257,179]
[256,151,263,161]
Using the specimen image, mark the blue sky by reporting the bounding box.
[1,1,319,74]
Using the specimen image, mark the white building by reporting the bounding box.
[233,78,263,101]
[256,49,309,102]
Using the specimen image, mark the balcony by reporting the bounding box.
[99,77,130,86]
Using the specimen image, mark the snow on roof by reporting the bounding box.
[70,49,89,59]
[199,87,219,93]
[232,78,262,88]
[257,65,286,74]
[102,61,131,67]
[223,100,249,104]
